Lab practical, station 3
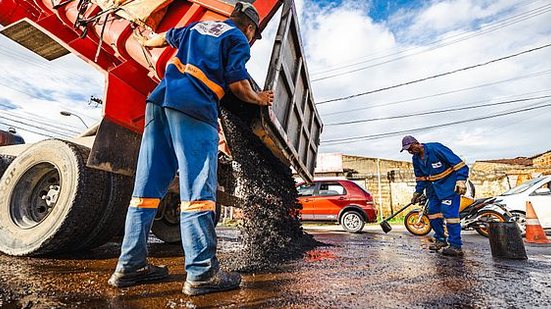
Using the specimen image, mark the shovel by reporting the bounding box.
[379,202,414,233]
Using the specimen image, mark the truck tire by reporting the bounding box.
[0,139,107,256]
[0,154,15,179]
[151,192,222,244]
[151,192,181,243]
[74,173,133,251]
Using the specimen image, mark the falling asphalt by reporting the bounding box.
[0,225,550,308]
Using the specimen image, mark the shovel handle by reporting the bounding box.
[382,202,414,221]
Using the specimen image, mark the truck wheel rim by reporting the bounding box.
[344,213,361,230]
[10,163,60,229]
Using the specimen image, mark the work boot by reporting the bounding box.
[442,246,464,257]
[429,240,448,251]
[108,264,169,288]
[182,270,242,296]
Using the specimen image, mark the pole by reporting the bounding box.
[377,158,383,221]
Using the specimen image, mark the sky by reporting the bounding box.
[1,0,551,164]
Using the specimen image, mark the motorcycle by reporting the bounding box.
[404,195,513,237]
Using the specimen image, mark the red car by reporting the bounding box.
[296,179,377,233]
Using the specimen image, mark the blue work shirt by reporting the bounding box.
[412,142,469,200]
[147,19,251,128]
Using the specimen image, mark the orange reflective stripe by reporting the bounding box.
[452,162,466,171]
[446,218,460,224]
[428,213,443,219]
[169,57,225,100]
[429,161,466,181]
[429,167,454,181]
[181,200,216,212]
[416,161,465,182]
[130,197,161,209]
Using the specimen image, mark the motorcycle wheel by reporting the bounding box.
[404,210,432,236]
[474,210,509,237]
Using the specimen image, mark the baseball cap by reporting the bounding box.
[400,135,418,152]
[233,1,262,39]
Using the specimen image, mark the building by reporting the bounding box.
[470,150,551,197]
[299,153,415,218]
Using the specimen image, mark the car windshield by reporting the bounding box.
[501,178,546,196]
[297,184,315,196]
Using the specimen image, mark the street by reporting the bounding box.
[1,224,550,308]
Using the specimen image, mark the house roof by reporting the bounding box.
[478,157,533,166]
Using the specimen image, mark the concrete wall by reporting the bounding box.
[469,160,551,197]
[341,155,415,218]
[533,152,551,169]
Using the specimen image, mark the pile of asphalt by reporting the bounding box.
[219,107,318,272]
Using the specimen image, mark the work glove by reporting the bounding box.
[455,180,467,195]
[411,192,422,204]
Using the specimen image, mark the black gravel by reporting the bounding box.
[219,107,319,272]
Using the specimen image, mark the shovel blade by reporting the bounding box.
[380,220,392,233]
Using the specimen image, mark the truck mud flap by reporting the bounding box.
[87,118,141,176]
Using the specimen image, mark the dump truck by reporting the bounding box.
[0,0,322,256]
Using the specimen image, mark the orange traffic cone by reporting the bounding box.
[525,201,551,245]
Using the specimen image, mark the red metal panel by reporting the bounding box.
[103,65,151,132]
[0,0,41,25]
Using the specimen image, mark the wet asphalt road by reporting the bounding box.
[0,225,550,309]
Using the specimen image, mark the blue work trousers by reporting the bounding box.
[115,103,220,282]
[427,194,462,248]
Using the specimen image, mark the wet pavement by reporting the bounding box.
[1,225,550,308]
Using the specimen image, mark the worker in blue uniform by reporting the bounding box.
[108,2,274,296]
[401,136,469,257]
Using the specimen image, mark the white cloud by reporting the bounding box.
[1,0,550,164]
[0,34,103,142]
[295,0,551,163]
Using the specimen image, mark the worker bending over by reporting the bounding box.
[401,136,469,257]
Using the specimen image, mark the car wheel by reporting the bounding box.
[341,210,365,233]
[404,210,432,236]
[511,211,526,236]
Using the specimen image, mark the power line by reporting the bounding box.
[0,120,72,139]
[0,111,81,135]
[309,1,548,75]
[320,70,551,117]
[325,94,551,126]
[322,101,551,145]
[311,3,551,79]
[316,42,551,105]
[0,115,75,138]
[0,87,90,134]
